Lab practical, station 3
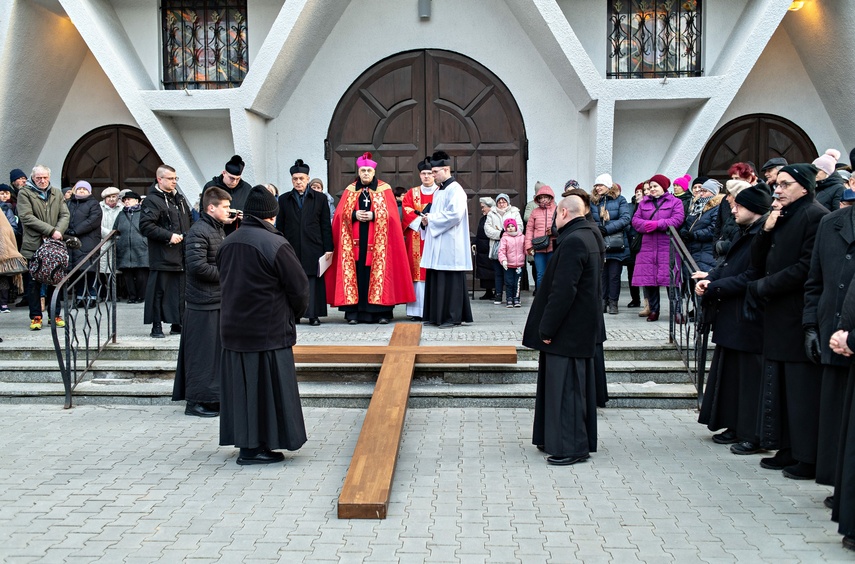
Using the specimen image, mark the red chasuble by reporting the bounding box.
[326,181,416,307]
[401,186,434,282]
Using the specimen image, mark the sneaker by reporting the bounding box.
[0,305,9,313]
[514,300,521,308]
[506,303,513,308]
[493,299,503,305]
[30,316,42,331]
[53,317,66,328]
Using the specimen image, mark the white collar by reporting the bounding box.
[420,184,437,195]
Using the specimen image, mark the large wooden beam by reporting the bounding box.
[293,345,517,364]
[338,324,421,519]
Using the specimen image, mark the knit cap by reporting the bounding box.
[700,179,722,196]
[243,185,279,219]
[649,174,671,190]
[735,182,773,215]
[503,218,518,230]
[779,164,819,194]
[73,180,92,193]
[813,149,841,176]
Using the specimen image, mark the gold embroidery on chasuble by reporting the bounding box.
[338,187,359,305]
[404,188,423,282]
[367,185,391,304]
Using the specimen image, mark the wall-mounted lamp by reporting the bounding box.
[418,0,431,19]
[788,1,804,11]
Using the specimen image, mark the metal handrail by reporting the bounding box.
[52,231,119,409]
[667,225,709,408]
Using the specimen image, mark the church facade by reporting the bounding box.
[1,0,851,215]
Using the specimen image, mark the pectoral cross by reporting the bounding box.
[362,191,371,209]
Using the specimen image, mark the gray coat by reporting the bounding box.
[112,207,149,270]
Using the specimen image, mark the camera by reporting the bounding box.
[228,210,240,218]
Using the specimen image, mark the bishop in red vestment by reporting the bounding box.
[326,152,415,324]
[401,157,437,320]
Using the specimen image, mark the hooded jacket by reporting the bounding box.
[525,185,557,253]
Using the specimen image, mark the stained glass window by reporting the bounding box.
[607,0,702,79]
[161,1,248,90]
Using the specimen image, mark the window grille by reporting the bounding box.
[607,0,702,79]
[161,1,248,90]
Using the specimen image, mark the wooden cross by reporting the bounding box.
[292,323,517,519]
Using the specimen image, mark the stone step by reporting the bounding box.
[0,381,699,409]
[0,359,701,385]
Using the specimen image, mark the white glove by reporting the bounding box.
[502,261,508,270]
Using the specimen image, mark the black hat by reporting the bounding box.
[760,157,788,172]
[243,185,278,219]
[430,150,451,167]
[779,163,819,194]
[691,176,709,188]
[289,159,310,175]
[735,182,773,215]
[0,184,11,193]
[417,157,432,172]
[121,191,141,201]
[9,169,25,183]
[225,155,245,176]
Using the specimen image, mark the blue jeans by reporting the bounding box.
[533,252,553,290]
[492,260,505,300]
[504,267,521,301]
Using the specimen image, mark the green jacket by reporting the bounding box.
[17,182,70,259]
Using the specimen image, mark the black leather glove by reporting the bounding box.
[743,281,761,322]
[804,326,822,365]
[714,240,730,257]
[684,230,694,242]
[598,225,607,236]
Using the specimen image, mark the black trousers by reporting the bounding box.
[601,260,622,302]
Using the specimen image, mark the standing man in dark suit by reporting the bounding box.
[747,164,828,479]
[275,160,333,326]
[523,194,603,466]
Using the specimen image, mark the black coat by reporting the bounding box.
[274,189,333,276]
[201,176,253,235]
[217,216,309,352]
[714,198,736,262]
[474,214,493,280]
[184,213,225,307]
[523,217,603,357]
[65,195,103,269]
[816,174,845,212]
[112,207,149,269]
[139,186,193,271]
[803,206,855,366]
[751,195,829,361]
[702,216,765,354]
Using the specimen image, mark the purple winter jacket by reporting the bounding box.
[630,193,685,287]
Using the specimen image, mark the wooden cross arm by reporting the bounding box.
[293,345,517,365]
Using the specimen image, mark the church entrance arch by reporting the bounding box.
[326,49,528,237]
[62,125,163,199]
[699,113,816,180]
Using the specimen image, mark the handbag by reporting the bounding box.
[531,235,550,251]
[603,232,625,251]
[488,239,501,260]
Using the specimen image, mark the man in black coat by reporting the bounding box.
[200,155,251,236]
[523,194,602,466]
[172,187,236,418]
[139,165,193,338]
[217,186,309,465]
[275,159,333,326]
[747,164,828,479]
[695,183,771,453]
[803,203,855,492]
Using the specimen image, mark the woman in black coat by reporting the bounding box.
[474,197,496,299]
[65,182,103,305]
[112,192,149,303]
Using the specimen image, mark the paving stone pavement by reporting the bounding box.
[0,405,850,563]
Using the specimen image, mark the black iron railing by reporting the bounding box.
[52,232,118,409]
[667,225,709,408]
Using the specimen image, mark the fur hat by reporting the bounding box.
[649,174,671,190]
[243,185,279,219]
[813,149,841,176]
[356,152,377,169]
[225,155,245,176]
[289,159,310,175]
[735,182,773,215]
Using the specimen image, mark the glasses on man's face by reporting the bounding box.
[161,176,178,182]
[777,179,798,188]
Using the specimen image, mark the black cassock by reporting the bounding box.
[698,347,762,443]
[172,306,220,404]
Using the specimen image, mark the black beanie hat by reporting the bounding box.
[417,156,432,172]
[735,182,773,215]
[0,183,11,193]
[430,150,451,167]
[691,176,709,188]
[779,163,819,194]
[225,155,245,176]
[9,169,25,183]
[243,185,278,219]
[289,159,310,175]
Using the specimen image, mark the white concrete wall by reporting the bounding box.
[171,114,234,185]
[612,106,691,188]
[37,51,138,179]
[267,0,579,201]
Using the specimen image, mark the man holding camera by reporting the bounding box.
[140,164,193,338]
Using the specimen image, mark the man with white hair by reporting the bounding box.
[16,165,69,330]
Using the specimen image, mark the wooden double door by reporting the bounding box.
[699,114,816,180]
[327,49,528,236]
[62,125,162,199]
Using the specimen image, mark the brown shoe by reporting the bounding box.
[646,311,660,322]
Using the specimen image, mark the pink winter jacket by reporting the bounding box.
[498,231,526,268]
[525,185,557,253]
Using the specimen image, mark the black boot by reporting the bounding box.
[150,322,165,338]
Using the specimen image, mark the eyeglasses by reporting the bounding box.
[160,176,178,182]
[777,180,799,188]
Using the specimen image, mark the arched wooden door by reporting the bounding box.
[326,49,527,235]
[699,114,816,180]
[62,125,162,199]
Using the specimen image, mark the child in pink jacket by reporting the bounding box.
[498,217,526,308]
